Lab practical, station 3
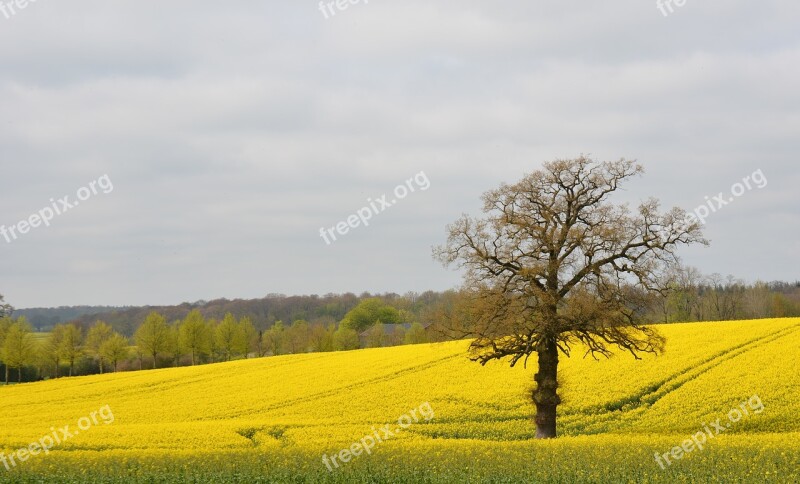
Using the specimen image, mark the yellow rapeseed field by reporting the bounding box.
[1,318,799,482]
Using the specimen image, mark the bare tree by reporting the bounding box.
[673,265,704,321]
[435,156,706,438]
[704,273,745,321]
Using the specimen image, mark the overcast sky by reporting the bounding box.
[1,1,798,308]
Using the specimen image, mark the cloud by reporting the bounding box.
[0,0,797,306]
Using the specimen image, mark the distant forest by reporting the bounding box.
[14,269,800,337]
[15,291,449,336]
[15,306,127,331]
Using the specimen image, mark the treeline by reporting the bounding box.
[13,306,127,331]
[650,265,800,323]
[64,291,448,337]
[0,296,437,384]
[2,274,800,385]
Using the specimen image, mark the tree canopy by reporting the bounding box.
[340,298,401,332]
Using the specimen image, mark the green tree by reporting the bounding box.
[286,320,310,353]
[86,321,113,373]
[404,322,429,345]
[308,323,336,352]
[341,298,401,332]
[435,157,705,438]
[2,319,35,384]
[179,310,210,365]
[0,316,12,351]
[100,334,130,372]
[214,313,240,361]
[135,312,170,369]
[166,322,182,367]
[42,324,66,378]
[59,324,83,377]
[365,322,386,348]
[237,316,258,358]
[206,318,219,361]
[1,317,13,383]
[262,321,285,356]
[333,326,360,351]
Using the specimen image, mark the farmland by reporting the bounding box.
[1,318,799,483]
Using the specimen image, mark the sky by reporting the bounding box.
[1,0,798,308]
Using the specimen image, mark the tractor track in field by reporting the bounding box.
[585,322,800,416]
[233,352,465,419]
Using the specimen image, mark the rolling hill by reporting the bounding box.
[1,318,799,482]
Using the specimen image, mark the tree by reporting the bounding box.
[0,316,12,381]
[340,298,401,332]
[238,316,258,358]
[2,319,35,384]
[135,312,170,369]
[669,264,704,321]
[0,316,12,348]
[404,322,429,345]
[0,298,13,381]
[255,330,266,357]
[262,321,286,356]
[365,322,386,348]
[0,294,12,319]
[59,324,83,377]
[206,318,219,361]
[179,310,210,365]
[308,323,336,352]
[42,324,66,378]
[333,326,360,351]
[166,322,182,367]
[86,321,113,373]
[434,156,706,438]
[214,313,242,361]
[286,320,310,353]
[100,334,130,372]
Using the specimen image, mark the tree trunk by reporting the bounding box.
[5,365,8,385]
[532,337,560,439]
[191,351,195,366]
[153,353,157,369]
[18,366,22,383]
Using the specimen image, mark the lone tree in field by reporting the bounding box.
[434,156,706,438]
